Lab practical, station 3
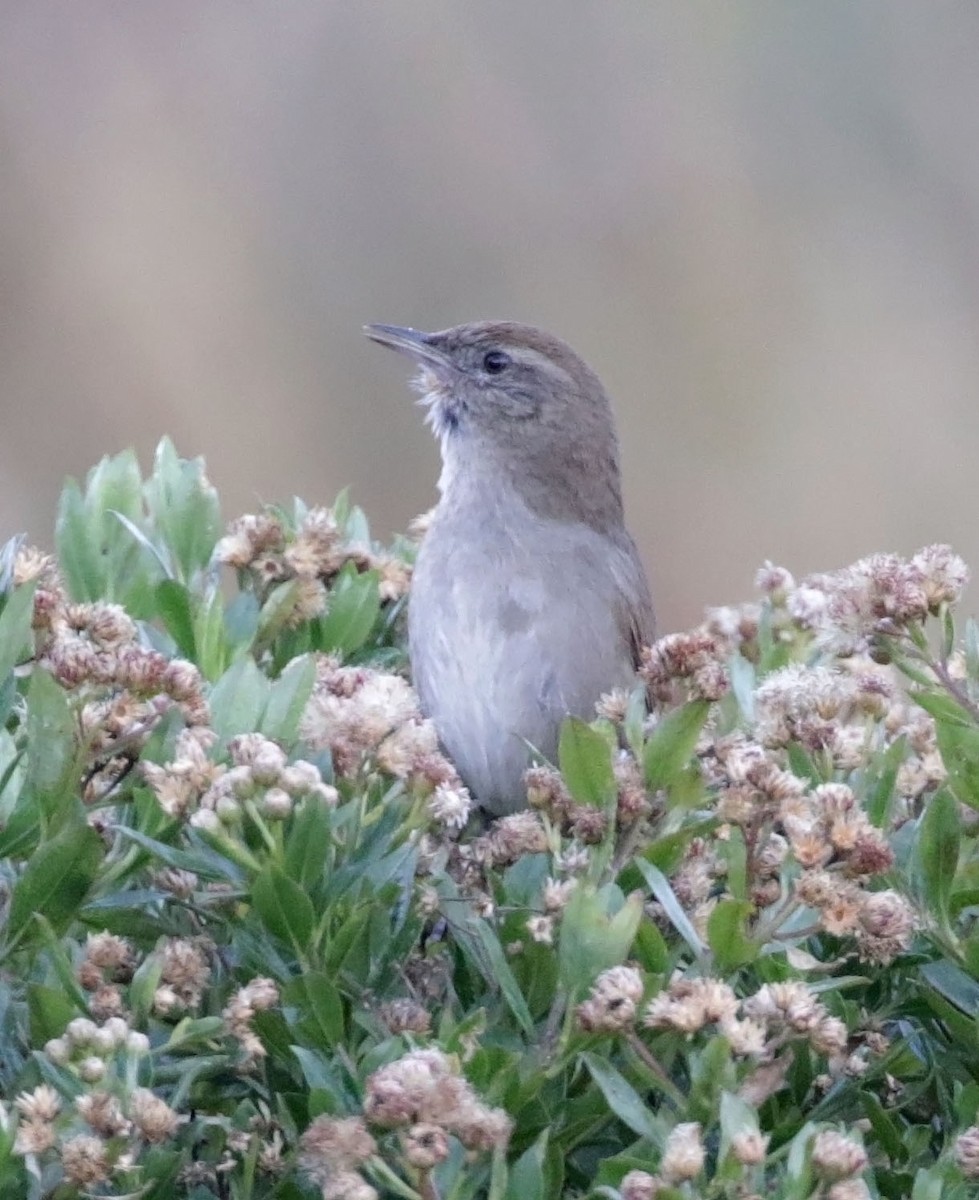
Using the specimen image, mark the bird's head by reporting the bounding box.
[366,320,625,529]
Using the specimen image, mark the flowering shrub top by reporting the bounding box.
[1,441,979,1199]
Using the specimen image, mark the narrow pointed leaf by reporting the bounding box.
[559,717,616,808]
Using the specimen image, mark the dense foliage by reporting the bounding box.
[2,442,979,1199]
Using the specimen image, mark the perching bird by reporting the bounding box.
[366,321,654,816]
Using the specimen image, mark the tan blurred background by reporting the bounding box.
[3,2,979,632]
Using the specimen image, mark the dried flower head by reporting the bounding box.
[660,1122,704,1183]
[157,937,212,1011]
[14,1118,57,1156]
[810,1130,869,1181]
[300,1115,376,1178]
[731,1130,769,1165]
[378,999,432,1037]
[76,1092,130,1138]
[15,1085,61,1124]
[362,1048,511,1151]
[427,782,472,832]
[619,1170,663,1200]
[129,1088,182,1143]
[855,890,915,964]
[216,513,285,568]
[576,966,644,1033]
[302,659,420,776]
[955,1124,979,1179]
[402,1122,450,1169]
[60,1135,111,1186]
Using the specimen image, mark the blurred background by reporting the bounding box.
[3,2,979,632]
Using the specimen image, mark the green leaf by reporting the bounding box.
[707,899,756,971]
[28,983,77,1046]
[65,449,162,614]
[117,826,244,882]
[256,580,303,643]
[721,826,747,902]
[581,1053,660,1140]
[861,1091,906,1165]
[920,959,979,1016]
[32,913,91,1011]
[728,653,756,722]
[251,866,316,954]
[623,684,648,761]
[628,820,716,878]
[209,656,270,739]
[26,668,81,831]
[633,917,670,975]
[558,717,616,808]
[87,448,144,528]
[632,859,705,956]
[967,618,979,684]
[155,579,197,659]
[917,787,960,930]
[144,438,222,580]
[164,1015,226,1051]
[129,953,164,1026]
[504,1130,548,1200]
[317,565,380,655]
[718,1090,760,1162]
[6,822,102,944]
[196,587,235,680]
[224,591,260,649]
[912,1164,959,1200]
[0,580,36,683]
[284,792,334,891]
[457,913,535,1036]
[932,716,979,811]
[911,689,974,727]
[285,972,345,1047]
[558,883,644,1000]
[643,700,710,791]
[864,734,907,827]
[54,478,101,601]
[291,1046,349,1104]
[261,654,316,743]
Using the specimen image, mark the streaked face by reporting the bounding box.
[365,321,590,444]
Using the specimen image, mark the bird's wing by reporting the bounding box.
[610,534,656,668]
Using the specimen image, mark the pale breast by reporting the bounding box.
[408,509,642,814]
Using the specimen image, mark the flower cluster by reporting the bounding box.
[299,1116,378,1200]
[297,1051,512,1200]
[525,755,654,835]
[12,1014,180,1189]
[13,1074,182,1187]
[620,1123,870,1199]
[363,1048,512,1154]
[151,936,214,1015]
[574,968,862,1097]
[577,965,645,1032]
[300,655,472,831]
[10,947,285,1186]
[76,931,137,1020]
[619,1122,706,1195]
[621,548,968,975]
[15,545,209,804]
[640,629,734,704]
[216,505,410,626]
[143,727,336,824]
[222,977,281,1069]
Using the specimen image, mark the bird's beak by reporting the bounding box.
[364,323,451,369]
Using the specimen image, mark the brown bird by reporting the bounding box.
[366,321,655,816]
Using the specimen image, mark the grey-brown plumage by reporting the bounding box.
[365,320,655,816]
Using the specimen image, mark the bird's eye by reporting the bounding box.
[482,349,510,374]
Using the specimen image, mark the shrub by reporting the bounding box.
[1,441,979,1199]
